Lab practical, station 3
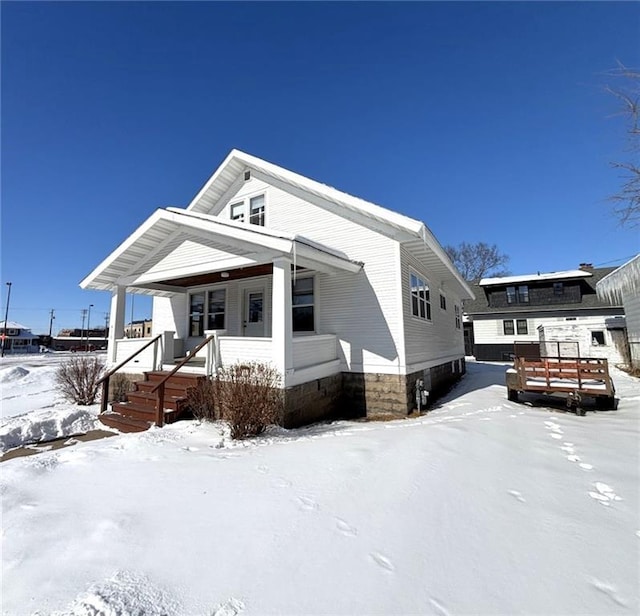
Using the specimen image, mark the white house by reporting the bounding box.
[463,266,625,362]
[0,321,40,355]
[81,150,474,425]
[597,254,640,369]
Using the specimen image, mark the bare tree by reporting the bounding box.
[605,62,639,227]
[445,242,510,281]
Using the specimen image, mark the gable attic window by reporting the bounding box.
[292,277,314,332]
[249,195,265,226]
[230,202,244,222]
[410,273,431,321]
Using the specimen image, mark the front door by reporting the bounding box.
[243,289,265,337]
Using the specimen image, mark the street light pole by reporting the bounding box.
[1,282,12,358]
[80,309,87,351]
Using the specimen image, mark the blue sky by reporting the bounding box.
[2,1,639,334]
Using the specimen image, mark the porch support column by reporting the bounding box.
[108,285,126,364]
[272,256,293,386]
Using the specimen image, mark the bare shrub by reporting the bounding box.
[110,373,135,403]
[217,362,283,439]
[185,378,219,421]
[55,356,105,405]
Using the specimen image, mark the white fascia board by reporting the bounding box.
[479,270,592,286]
[80,209,168,289]
[185,150,241,211]
[418,224,476,300]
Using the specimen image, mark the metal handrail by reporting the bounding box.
[149,334,216,427]
[97,334,163,413]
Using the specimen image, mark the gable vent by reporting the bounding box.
[244,170,251,181]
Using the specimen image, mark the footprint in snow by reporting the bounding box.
[182,446,199,452]
[271,477,292,489]
[567,455,581,463]
[588,482,622,506]
[508,490,526,503]
[428,597,451,616]
[590,579,627,607]
[335,518,358,537]
[579,463,594,471]
[370,552,394,572]
[297,496,319,511]
[211,597,245,616]
[256,465,269,474]
[550,433,563,440]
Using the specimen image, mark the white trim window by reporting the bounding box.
[440,293,447,310]
[228,193,266,226]
[230,202,245,222]
[292,276,314,332]
[454,305,461,329]
[189,288,227,336]
[410,273,431,320]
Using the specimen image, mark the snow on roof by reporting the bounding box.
[0,321,31,331]
[596,254,640,303]
[479,269,592,287]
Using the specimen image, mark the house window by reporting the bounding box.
[410,273,431,320]
[553,282,564,296]
[503,320,515,335]
[189,289,226,336]
[506,285,529,304]
[516,319,528,335]
[440,294,447,310]
[6,328,18,336]
[292,277,314,332]
[454,305,461,329]
[591,331,605,346]
[230,202,244,222]
[249,195,265,226]
[207,289,226,330]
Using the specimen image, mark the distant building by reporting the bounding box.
[124,320,153,338]
[0,321,40,354]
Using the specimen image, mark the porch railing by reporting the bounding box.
[97,334,163,414]
[149,334,216,427]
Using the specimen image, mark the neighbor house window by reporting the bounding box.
[410,273,431,320]
[506,285,529,304]
[230,202,244,222]
[454,305,461,329]
[516,319,528,335]
[189,289,226,336]
[503,319,515,335]
[440,294,447,310]
[591,331,605,346]
[292,277,314,332]
[553,282,564,296]
[249,195,265,226]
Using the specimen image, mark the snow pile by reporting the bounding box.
[0,406,100,452]
[2,361,639,615]
[0,365,30,383]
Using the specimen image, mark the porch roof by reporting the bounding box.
[80,208,363,295]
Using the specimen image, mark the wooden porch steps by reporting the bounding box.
[99,371,207,433]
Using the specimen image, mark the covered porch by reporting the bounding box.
[81,208,362,388]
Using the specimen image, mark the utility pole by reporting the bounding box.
[87,304,94,351]
[104,313,109,340]
[80,309,87,351]
[1,282,12,358]
[48,309,56,337]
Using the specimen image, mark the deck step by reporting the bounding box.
[110,402,180,423]
[99,411,154,433]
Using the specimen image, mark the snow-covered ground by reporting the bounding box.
[1,359,638,615]
[0,352,104,452]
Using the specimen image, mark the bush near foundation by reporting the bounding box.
[110,373,135,403]
[55,356,105,405]
[186,378,219,421]
[216,362,283,439]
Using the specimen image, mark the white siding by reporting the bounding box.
[217,176,403,374]
[401,247,465,370]
[624,293,640,344]
[292,335,337,369]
